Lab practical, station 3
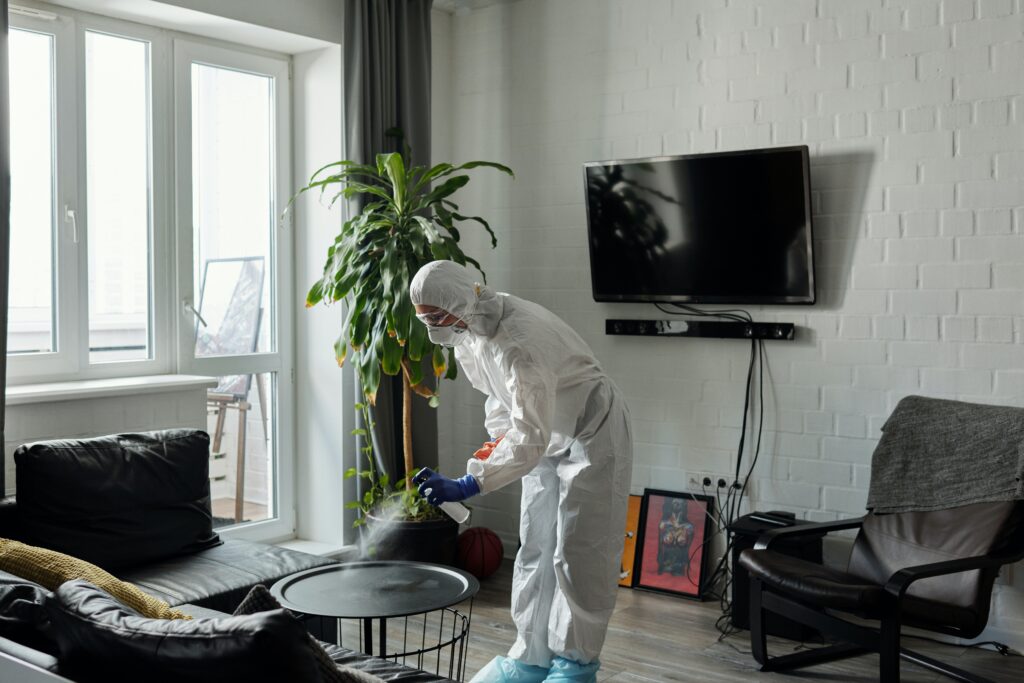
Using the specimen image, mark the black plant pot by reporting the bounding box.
[362,512,459,567]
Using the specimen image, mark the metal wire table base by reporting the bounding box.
[336,601,474,682]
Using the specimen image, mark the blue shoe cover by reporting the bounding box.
[541,656,599,683]
[468,656,550,683]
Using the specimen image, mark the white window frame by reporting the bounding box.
[7,12,80,380]
[6,10,173,383]
[7,3,297,542]
[172,40,295,542]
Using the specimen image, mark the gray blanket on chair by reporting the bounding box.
[866,395,1024,514]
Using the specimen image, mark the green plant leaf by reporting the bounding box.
[308,159,379,182]
[406,355,424,386]
[432,344,447,378]
[363,357,381,404]
[421,175,470,207]
[453,212,498,249]
[381,334,403,376]
[429,240,450,261]
[407,313,429,362]
[380,153,406,210]
[334,335,348,367]
[451,160,515,177]
[350,304,372,349]
[412,216,442,244]
[306,280,325,308]
[445,347,458,380]
[340,182,393,204]
[411,162,454,195]
[391,292,413,345]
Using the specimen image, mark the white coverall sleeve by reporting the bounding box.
[483,394,512,439]
[467,357,555,494]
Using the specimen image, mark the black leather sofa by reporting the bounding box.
[0,429,451,682]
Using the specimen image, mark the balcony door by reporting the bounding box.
[174,41,294,539]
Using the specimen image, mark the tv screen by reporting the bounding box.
[584,145,815,305]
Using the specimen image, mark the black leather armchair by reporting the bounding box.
[739,501,1024,683]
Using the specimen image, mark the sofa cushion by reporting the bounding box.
[119,538,335,613]
[0,539,189,620]
[45,580,322,683]
[233,584,386,683]
[0,570,53,654]
[14,429,221,570]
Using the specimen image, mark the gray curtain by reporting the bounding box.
[343,0,437,486]
[0,0,10,497]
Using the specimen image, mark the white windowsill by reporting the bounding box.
[275,539,358,560]
[5,374,219,406]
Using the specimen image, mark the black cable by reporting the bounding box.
[733,340,755,483]
[653,302,762,639]
[735,340,767,519]
[901,634,1022,657]
[718,333,766,639]
[662,302,753,323]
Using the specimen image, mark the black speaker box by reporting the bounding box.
[729,512,823,642]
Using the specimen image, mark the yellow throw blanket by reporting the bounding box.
[0,538,191,620]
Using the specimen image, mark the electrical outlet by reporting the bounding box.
[683,472,736,491]
[707,472,734,490]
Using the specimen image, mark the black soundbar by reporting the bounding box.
[606,319,795,340]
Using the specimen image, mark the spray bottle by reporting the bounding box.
[438,501,470,524]
[431,436,502,524]
[420,487,470,524]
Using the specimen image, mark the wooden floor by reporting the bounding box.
[409,559,1024,682]
[210,498,268,525]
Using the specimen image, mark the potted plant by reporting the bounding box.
[292,144,513,563]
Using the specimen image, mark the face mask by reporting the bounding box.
[427,324,469,348]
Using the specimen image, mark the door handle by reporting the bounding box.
[64,205,78,243]
[183,299,208,328]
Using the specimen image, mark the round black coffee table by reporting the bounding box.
[271,561,480,678]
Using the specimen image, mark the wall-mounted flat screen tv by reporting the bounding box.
[583,145,815,305]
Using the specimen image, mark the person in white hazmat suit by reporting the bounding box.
[409,260,633,683]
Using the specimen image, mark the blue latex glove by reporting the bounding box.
[413,468,480,505]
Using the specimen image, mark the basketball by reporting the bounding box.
[457,527,504,579]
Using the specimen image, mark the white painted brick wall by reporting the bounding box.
[434,0,1024,646]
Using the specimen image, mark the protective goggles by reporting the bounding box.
[416,310,457,327]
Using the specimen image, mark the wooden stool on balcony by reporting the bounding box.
[208,373,268,523]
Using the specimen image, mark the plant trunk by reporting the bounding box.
[403,374,413,490]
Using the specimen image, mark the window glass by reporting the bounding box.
[191,63,274,357]
[86,32,152,363]
[7,29,56,355]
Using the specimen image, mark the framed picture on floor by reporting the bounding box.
[632,489,714,600]
[618,494,642,587]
